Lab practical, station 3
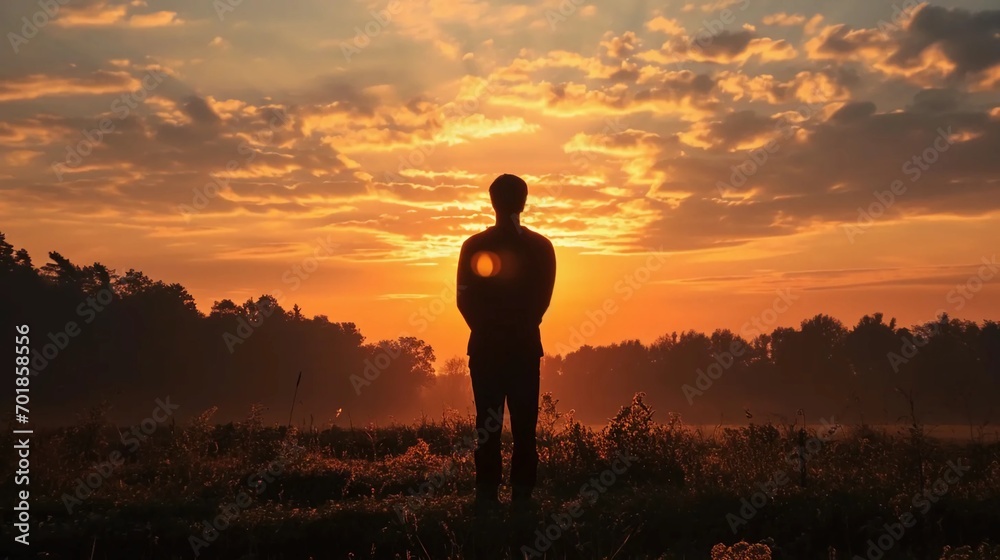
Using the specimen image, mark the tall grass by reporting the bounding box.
[3,392,999,559]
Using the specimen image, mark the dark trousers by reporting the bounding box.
[469,353,540,493]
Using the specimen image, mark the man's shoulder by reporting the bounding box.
[520,227,553,250]
[467,228,497,242]
[462,228,494,249]
[464,226,552,251]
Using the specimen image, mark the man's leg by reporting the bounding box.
[469,354,505,502]
[507,355,540,500]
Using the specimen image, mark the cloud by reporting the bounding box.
[3,150,43,167]
[717,71,850,104]
[491,49,637,82]
[681,0,748,14]
[380,0,533,59]
[4,0,1000,265]
[640,30,798,64]
[182,96,222,125]
[127,10,183,27]
[53,0,128,26]
[805,23,893,61]
[0,71,140,102]
[679,110,785,151]
[906,88,962,114]
[761,13,807,27]
[646,16,686,36]
[971,66,1000,92]
[889,5,1000,79]
[0,118,73,148]
[828,101,877,123]
[53,1,183,27]
[601,31,640,59]
[806,6,1000,89]
[491,69,720,120]
[635,96,1000,251]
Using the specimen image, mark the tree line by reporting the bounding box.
[2,232,997,427]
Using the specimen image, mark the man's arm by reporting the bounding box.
[457,239,484,331]
[530,238,556,324]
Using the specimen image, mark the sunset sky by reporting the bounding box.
[2,0,999,363]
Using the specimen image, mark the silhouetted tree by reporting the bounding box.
[2,230,998,427]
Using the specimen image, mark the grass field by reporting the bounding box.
[5,393,1000,559]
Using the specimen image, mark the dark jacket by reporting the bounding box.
[457,224,556,358]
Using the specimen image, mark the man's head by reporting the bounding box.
[489,174,528,216]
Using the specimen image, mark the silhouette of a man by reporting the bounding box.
[457,174,556,506]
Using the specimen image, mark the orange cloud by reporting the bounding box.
[386,0,532,59]
[639,32,797,65]
[0,71,140,102]
[970,66,1000,93]
[481,72,718,120]
[127,10,183,27]
[53,1,128,26]
[645,16,686,35]
[0,119,69,147]
[804,23,891,62]
[678,111,787,152]
[601,31,640,59]
[3,150,43,167]
[53,2,183,27]
[491,49,637,82]
[681,0,748,14]
[761,13,807,26]
[717,71,849,104]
